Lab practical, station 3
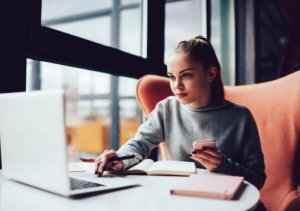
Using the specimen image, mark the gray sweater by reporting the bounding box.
[117,96,266,189]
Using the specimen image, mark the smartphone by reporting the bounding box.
[193,140,216,151]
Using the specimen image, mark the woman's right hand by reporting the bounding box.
[80,149,123,176]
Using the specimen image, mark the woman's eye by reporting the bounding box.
[183,73,192,78]
[167,75,175,80]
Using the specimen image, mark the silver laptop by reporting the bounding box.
[0,90,137,197]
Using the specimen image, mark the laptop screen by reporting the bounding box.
[0,90,71,194]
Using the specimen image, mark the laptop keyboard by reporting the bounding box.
[70,177,105,190]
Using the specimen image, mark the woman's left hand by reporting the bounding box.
[189,147,222,172]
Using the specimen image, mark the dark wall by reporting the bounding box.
[0,2,29,169]
[255,0,300,82]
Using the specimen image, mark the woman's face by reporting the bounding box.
[167,53,215,109]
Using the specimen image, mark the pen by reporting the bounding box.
[108,155,135,162]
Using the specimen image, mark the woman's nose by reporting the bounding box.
[174,78,184,89]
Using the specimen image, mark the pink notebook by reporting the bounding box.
[170,174,244,200]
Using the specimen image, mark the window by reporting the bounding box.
[165,0,207,62]
[27,59,141,159]
[210,0,235,85]
[121,0,140,6]
[42,0,112,46]
[42,0,142,55]
[120,8,142,55]
[164,0,236,85]
[27,0,146,159]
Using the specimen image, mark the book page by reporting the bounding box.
[126,159,154,174]
[147,160,196,176]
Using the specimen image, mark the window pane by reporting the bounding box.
[118,77,140,147]
[42,1,143,55]
[211,0,235,85]
[165,0,206,62]
[92,73,111,94]
[77,71,110,95]
[42,0,111,46]
[26,59,33,91]
[26,59,112,160]
[119,99,140,146]
[26,59,142,160]
[120,8,142,56]
[118,76,138,96]
[28,60,111,119]
[42,0,112,21]
[46,17,111,46]
[121,0,140,6]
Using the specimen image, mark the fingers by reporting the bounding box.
[201,147,221,157]
[95,150,123,176]
[190,149,222,171]
[95,157,105,176]
[108,161,123,171]
[193,150,220,164]
[79,158,95,163]
[94,150,108,176]
[190,154,219,171]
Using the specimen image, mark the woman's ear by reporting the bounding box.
[207,67,217,82]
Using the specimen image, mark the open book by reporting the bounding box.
[170,174,244,200]
[124,159,196,176]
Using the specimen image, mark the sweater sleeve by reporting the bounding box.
[116,102,165,170]
[215,109,266,190]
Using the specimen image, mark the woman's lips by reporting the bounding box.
[176,93,188,98]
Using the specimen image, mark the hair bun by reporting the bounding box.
[191,35,211,46]
[193,35,205,40]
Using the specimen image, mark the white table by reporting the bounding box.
[0,170,259,211]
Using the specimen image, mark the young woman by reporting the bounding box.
[82,36,266,190]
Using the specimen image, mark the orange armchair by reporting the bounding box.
[136,71,300,211]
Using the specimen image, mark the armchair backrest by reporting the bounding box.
[136,75,173,116]
[225,71,300,211]
[136,72,300,211]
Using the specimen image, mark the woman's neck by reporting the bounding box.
[189,95,212,109]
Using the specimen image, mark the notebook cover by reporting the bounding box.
[170,174,244,200]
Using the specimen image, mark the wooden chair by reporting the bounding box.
[136,71,300,211]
